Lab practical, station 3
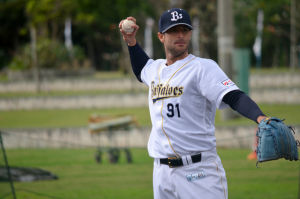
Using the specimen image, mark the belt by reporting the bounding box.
[160,153,202,168]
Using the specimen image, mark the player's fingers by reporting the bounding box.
[120,24,139,37]
[127,26,139,36]
[118,19,125,29]
[126,16,136,23]
[120,29,128,37]
[120,30,132,42]
[119,19,138,34]
[131,24,139,33]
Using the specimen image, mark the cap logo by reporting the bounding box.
[170,11,183,21]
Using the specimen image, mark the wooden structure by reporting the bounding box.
[88,114,138,164]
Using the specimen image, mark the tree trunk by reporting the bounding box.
[218,0,237,120]
[290,0,298,69]
[30,25,40,93]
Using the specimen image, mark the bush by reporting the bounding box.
[8,38,86,70]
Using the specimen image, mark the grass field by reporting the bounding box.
[1,104,300,129]
[1,148,299,199]
[0,89,147,98]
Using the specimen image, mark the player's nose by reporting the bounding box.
[176,31,185,38]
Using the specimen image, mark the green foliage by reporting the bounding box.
[72,0,156,70]
[0,0,299,71]
[8,38,85,70]
[234,0,295,67]
[183,0,218,60]
[8,54,30,71]
[25,0,76,26]
[0,0,28,69]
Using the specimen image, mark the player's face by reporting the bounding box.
[158,25,192,58]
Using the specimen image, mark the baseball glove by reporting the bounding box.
[256,117,299,165]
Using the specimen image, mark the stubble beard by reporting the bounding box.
[166,43,188,59]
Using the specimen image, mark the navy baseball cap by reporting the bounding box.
[159,8,193,33]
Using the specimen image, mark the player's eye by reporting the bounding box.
[167,28,178,33]
[182,27,190,32]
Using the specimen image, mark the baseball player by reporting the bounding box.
[119,8,267,199]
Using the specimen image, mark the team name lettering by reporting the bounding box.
[151,81,184,103]
[170,11,183,21]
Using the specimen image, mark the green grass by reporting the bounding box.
[0,89,146,98]
[0,107,151,129]
[250,67,300,74]
[1,148,299,199]
[0,71,128,83]
[216,104,300,126]
[93,71,130,79]
[219,149,300,199]
[1,104,300,129]
[1,148,153,199]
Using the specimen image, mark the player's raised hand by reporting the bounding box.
[119,17,139,46]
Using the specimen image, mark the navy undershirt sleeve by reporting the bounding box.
[222,90,265,123]
[128,43,150,82]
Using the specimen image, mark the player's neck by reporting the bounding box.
[165,52,189,66]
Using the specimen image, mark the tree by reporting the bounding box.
[183,0,218,60]
[72,0,155,71]
[234,0,296,67]
[0,0,28,69]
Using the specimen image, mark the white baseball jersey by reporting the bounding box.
[141,54,239,158]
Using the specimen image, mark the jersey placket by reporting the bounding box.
[157,57,196,158]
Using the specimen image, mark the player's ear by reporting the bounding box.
[157,32,164,43]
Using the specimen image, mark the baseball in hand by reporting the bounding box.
[122,19,135,33]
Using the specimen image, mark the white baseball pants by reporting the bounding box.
[153,150,228,199]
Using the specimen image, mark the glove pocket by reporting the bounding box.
[271,121,298,161]
[257,128,280,162]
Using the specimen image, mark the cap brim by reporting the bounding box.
[161,23,193,33]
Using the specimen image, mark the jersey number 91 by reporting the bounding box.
[167,103,181,118]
